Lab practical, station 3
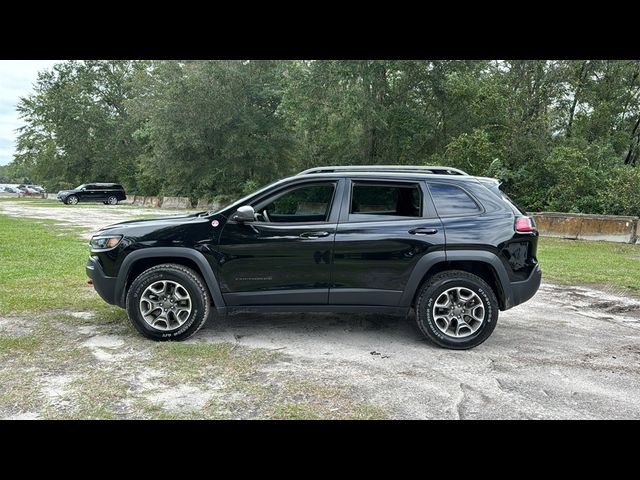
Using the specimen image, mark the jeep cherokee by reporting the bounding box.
[86,165,541,349]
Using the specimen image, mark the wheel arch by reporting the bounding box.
[115,247,226,313]
[400,250,513,310]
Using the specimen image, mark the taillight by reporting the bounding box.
[515,216,537,233]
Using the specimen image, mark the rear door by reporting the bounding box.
[330,178,445,306]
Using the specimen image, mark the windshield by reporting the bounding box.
[206,178,289,215]
[75,184,86,190]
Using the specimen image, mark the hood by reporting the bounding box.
[97,212,207,233]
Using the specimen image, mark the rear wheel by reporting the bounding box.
[107,195,118,205]
[415,270,498,349]
[65,195,78,205]
[126,263,211,341]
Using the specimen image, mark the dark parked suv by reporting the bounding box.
[57,183,126,205]
[86,166,541,349]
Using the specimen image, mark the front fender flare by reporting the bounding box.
[114,247,226,313]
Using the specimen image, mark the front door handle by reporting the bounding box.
[300,231,330,239]
[409,228,438,235]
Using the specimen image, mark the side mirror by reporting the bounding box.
[231,205,256,223]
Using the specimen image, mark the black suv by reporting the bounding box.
[57,183,126,205]
[86,166,541,349]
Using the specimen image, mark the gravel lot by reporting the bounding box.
[1,200,640,419]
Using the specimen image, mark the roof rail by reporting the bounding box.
[297,165,469,176]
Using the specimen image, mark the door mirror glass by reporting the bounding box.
[232,205,256,222]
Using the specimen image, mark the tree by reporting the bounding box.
[8,59,640,215]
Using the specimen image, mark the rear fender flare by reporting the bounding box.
[399,250,513,308]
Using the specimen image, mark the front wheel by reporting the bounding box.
[415,270,499,350]
[65,195,78,205]
[125,263,211,341]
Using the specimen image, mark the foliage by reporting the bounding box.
[8,60,640,215]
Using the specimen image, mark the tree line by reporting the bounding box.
[4,60,640,215]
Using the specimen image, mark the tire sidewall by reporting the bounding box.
[66,195,78,205]
[126,269,207,340]
[418,276,497,349]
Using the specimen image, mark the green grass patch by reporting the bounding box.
[0,334,42,353]
[538,236,640,292]
[151,341,280,379]
[0,214,102,314]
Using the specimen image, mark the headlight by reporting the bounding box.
[90,235,123,251]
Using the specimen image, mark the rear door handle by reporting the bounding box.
[300,231,330,239]
[409,228,438,235]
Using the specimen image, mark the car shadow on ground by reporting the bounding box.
[196,310,440,353]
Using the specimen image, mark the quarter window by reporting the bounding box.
[428,183,481,216]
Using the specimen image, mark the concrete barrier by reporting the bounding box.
[196,198,224,210]
[161,196,192,209]
[0,192,20,198]
[132,195,145,206]
[143,196,161,208]
[532,212,638,244]
[120,195,134,205]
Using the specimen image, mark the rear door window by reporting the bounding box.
[349,182,422,221]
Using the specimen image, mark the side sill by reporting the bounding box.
[224,305,410,316]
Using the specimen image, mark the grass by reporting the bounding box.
[0,334,42,354]
[537,236,640,293]
[1,212,364,420]
[3,207,640,419]
[0,215,102,314]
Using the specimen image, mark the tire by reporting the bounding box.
[107,196,118,205]
[415,270,499,350]
[125,263,211,341]
[65,195,78,205]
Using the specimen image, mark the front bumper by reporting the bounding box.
[86,256,118,305]
[504,264,542,309]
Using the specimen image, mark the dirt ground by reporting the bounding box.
[1,200,640,419]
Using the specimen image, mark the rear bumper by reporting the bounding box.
[86,256,118,305]
[504,264,542,309]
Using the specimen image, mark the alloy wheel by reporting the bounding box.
[432,287,486,338]
[139,280,192,331]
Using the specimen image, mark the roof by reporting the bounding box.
[291,165,497,184]
[298,165,468,176]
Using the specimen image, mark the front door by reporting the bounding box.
[330,179,446,306]
[217,179,344,306]
[82,184,101,201]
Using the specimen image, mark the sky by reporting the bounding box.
[0,60,61,165]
